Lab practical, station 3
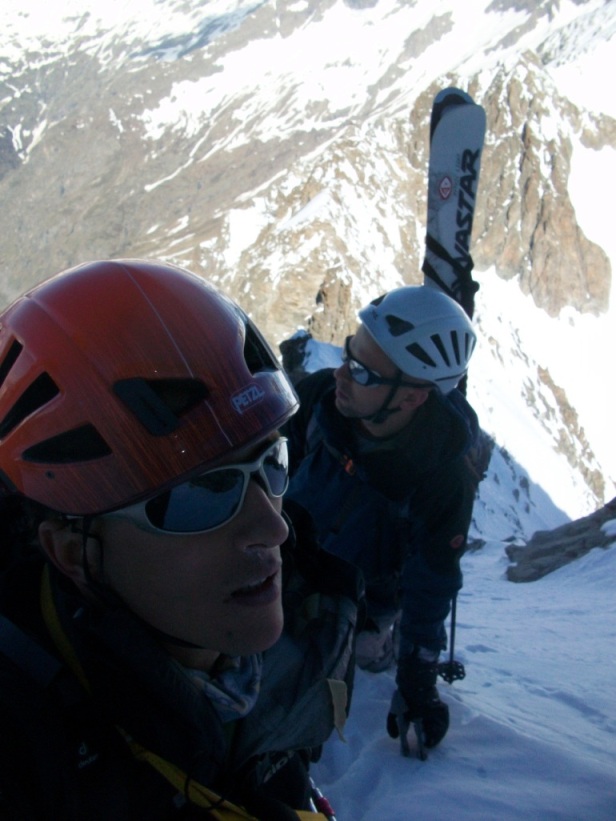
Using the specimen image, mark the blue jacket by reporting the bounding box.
[283,369,479,657]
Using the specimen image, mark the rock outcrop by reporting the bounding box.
[506,497,616,582]
[473,54,613,317]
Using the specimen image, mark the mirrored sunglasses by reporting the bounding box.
[104,438,289,535]
[342,336,432,390]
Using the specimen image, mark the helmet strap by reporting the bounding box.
[360,375,404,425]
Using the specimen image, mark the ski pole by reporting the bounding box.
[437,593,466,683]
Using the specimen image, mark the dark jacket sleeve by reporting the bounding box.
[397,453,475,656]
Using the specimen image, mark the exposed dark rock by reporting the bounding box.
[279,332,312,386]
[506,497,616,581]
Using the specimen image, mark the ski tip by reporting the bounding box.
[433,86,476,108]
[429,87,486,142]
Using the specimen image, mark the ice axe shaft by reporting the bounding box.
[413,718,428,761]
[396,713,428,760]
[397,713,411,757]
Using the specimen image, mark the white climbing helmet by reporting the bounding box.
[358,286,477,394]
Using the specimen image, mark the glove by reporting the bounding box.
[386,652,449,750]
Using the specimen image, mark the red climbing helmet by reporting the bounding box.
[0,259,298,515]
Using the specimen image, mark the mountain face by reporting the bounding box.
[0,0,614,516]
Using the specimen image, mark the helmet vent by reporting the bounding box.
[451,331,461,365]
[23,424,112,464]
[384,315,415,337]
[244,321,278,374]
[430,334,451,367]
[0,340,23,390]
[114,378,209,437]
[406,343,436,368]
[0,373,60,439]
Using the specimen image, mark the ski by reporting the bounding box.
[422,87,486,321]
[419,89,488,704]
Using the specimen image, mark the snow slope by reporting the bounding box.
[312,506,616,821]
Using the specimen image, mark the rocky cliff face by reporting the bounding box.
[474,53,613,316]
[1,1,612,322]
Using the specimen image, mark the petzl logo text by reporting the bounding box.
[232,384,266,414]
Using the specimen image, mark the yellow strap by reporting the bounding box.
[40,567,326,820]
[117,729,261,820]
[119,731,330,820]
[297,815,329,820]
[40,564,91,693]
